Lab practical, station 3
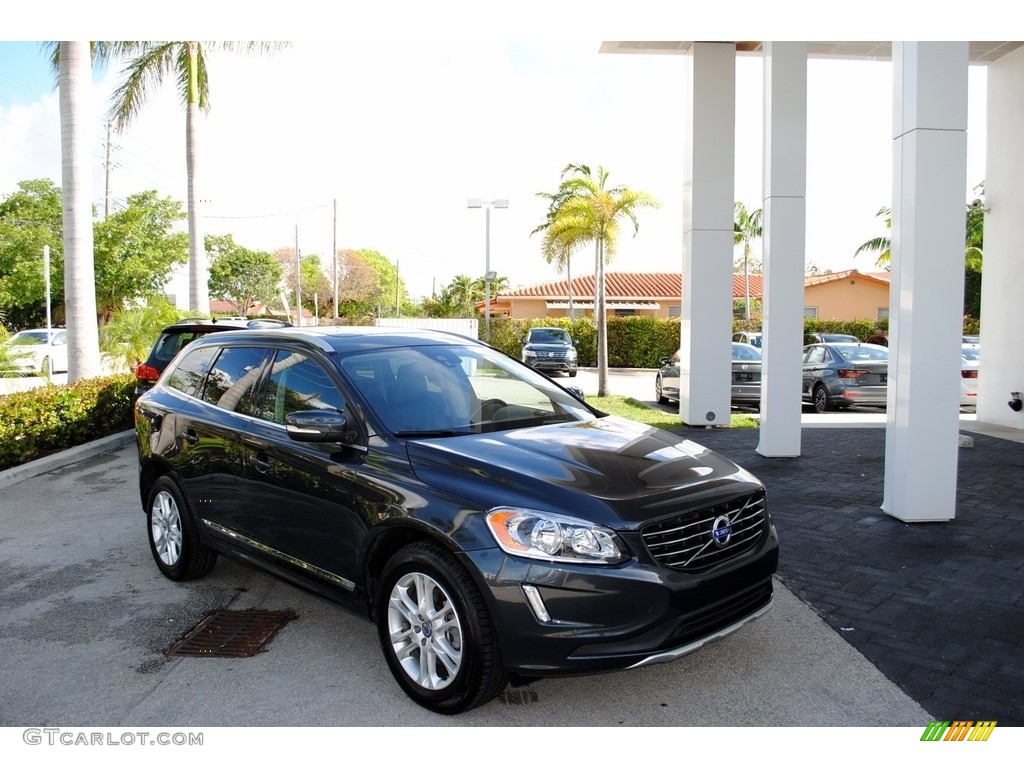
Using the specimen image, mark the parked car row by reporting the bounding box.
[657,337,979,413]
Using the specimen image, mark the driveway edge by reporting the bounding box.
[0,430,135,491]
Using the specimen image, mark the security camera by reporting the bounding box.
[970,198,983,209]
[1009,392,1023,412]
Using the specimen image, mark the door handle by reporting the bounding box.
[182,428,199,445]
[252,453,271,473]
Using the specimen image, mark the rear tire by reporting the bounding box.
[656,375,668,405]
[376,542,508,714]
[146,476,217,581]
[812,384,831,414]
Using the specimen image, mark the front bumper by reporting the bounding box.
[461,525,779,677]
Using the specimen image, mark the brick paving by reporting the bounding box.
[678,425,1024,726]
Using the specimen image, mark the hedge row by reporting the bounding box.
[0,374,135,471]
[486,314,976,368]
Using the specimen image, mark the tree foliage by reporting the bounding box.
[335,249,407,319]
[207,234,283,316]
[0,179,64,327]
[93,190,188,322]
[1,180,191,328]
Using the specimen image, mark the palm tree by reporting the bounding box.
[536,164,659,396]
[855,199,985,270]
[532,189,578,319]
[57,41,103,381]
[733,202,763,321]
[854,206,892,268]
[104,41,289,314]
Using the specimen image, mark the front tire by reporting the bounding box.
[376,542,508,714]
[656,375,668,405]
[146,476,217,581]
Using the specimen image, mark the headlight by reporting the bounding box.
[523,349,536,358]
[485,508,629,565]
[565,349,577,360]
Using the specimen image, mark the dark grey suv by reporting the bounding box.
[135,326,778,713]
[521,326,578,376]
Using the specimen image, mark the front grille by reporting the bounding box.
[641,491,767,572]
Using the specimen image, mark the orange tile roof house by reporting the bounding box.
[485,269,890,322]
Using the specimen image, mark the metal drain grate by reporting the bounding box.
[166,609,296,658]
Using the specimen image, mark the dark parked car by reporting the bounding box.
[135,317,290,395]
[521,326,578,377]
[801,342,889,412]
[135,326,778,714]
[656,342,762,408]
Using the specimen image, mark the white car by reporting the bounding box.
[3,328,69,375]
[960,343,979,408]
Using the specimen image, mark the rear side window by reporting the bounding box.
[165,346,218,398]
[201,346,269,414]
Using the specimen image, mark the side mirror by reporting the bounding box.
[285,409,351,443]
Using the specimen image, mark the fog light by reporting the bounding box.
[521,584,551,623]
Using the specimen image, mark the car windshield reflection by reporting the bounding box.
[339,344,592,436]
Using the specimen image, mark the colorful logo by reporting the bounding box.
[920,721,997,742]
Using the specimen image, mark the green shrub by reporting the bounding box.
[488,315,676,368]
[0,374,135,471]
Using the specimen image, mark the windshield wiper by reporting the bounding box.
[392,429,468,438]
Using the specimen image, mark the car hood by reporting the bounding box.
[404,415,760,529]
[525,342,573,351]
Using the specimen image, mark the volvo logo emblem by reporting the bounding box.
[711,515,733,546]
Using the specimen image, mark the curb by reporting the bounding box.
[0,430,136,491]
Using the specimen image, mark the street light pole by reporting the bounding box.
[467,198,508,342]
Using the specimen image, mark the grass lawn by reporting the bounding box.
[587,395,758,430]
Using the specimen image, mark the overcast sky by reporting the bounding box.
[0,6,997,303]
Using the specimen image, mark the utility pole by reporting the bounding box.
[104,122,114,220]
[332,198,339,321]
[295,225,302,327]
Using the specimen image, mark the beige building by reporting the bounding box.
[488,269,890,322]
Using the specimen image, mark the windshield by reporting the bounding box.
[528,328,571,345]
[339,344,594,436]
[8,331,48,345]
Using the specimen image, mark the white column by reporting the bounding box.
[757,42,807,457]
[680,43,735,426]
[882,42,969,522]
[977,45,1024,429]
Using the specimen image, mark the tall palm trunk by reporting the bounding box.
[59,41,102,381]
[185,42,209,314]
[595,238,608,397]
[566,253,574,320]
